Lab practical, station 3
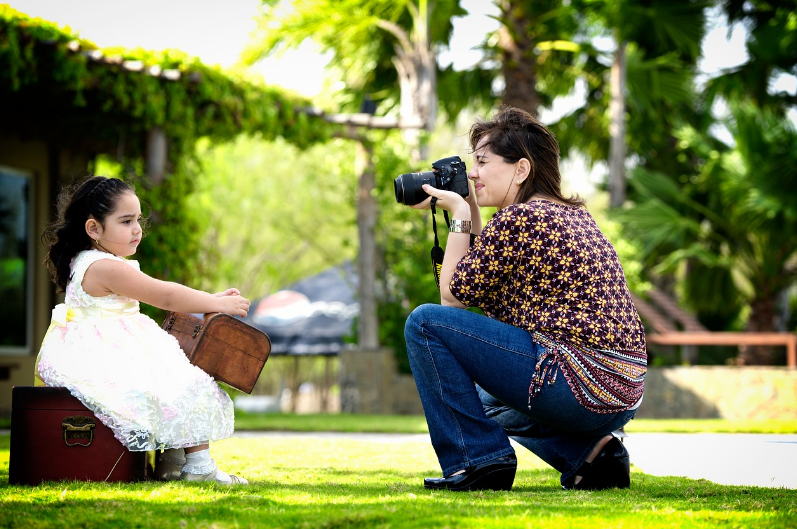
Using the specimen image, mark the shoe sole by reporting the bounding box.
[424,465,516,492]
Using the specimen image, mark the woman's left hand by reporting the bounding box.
[411,185,471,218]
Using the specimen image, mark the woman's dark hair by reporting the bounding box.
[42,176,135,292]
[469,105,585,207]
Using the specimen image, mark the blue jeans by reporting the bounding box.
[404,304,638,486]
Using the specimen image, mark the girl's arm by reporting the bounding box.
[82,260,250,317]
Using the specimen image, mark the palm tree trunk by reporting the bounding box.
[609,39,627,208]
[740,294,780,364]
[498,0,542,116]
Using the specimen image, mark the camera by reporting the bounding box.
[394,156,469,206]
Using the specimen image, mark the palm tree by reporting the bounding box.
[491,0,581,116]
[243,0,472,161]
[554,0,708,207]
[619,100,797,364]
[707,0,797,115]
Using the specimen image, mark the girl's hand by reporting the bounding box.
[214,288,241,298]
[218,294,250,318]
[410,185,470,218]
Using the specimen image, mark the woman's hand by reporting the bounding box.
[411,185,472,219]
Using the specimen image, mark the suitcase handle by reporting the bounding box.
[62,416,96,447]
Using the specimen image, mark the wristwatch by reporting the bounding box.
[449,219,472,233]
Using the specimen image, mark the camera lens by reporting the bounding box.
[394,172,434,205]
[394,177,405,204]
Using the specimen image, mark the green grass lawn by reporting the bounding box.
[3,412,796,434]
[1,420,796,528]
[231,412,797,435]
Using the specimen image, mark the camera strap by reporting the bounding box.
[430,198,450,289]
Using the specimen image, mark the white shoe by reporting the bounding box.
[180,470,249,485]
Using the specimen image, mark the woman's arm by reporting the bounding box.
[82,260,250,317]
[411,184,476,308]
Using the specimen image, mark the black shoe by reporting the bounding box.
[565,437,630,490]
[424,454,517,492]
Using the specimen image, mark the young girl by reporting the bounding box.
[37,175,250,485]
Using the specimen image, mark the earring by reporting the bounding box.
[516,181,522,185]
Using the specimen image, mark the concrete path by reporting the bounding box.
[622,432,797,489]
[232,431,797,489]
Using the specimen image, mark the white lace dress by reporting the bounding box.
[36,249,234,451]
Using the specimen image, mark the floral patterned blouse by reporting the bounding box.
[450,201,647,413]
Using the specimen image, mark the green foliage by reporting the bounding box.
[189,135,359,298]
[705,0,797,112]
[617,101,797,334]
[244,0,484,120]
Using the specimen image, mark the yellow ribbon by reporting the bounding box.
[51,301,140,327]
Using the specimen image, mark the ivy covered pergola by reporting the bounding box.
[0,5,340,285]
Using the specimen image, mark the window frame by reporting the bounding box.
[0,165,35,355]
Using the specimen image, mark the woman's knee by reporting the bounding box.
[404,304,447,349]
[405,304,439,332]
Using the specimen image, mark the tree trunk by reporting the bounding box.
[393,44,436,162]
[740,294,780,365]
[498,0,542,116]
[355,137,379,349]
[609,39,627,208]
[145,126,167,185]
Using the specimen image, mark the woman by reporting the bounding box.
[404,106,646,492]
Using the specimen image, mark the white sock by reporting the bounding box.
[182,449,214,474]
[182,449,232,484]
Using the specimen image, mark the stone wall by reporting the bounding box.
[338,348,422,415]
[339,349,796,420]
[636,366,797,420]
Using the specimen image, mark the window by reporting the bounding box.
[0,166,33,353]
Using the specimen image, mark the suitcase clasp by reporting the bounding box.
[164,315,176,331]
[62,415,96,447]
[192,324,203,338]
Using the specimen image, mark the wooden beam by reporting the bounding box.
[301,108,425,130]
[646,332,796,368]
[323,113,424,129]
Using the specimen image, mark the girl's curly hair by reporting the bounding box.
[41,176,136,291]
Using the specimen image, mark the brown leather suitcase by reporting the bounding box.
[8,386,151,485]
[162,311,271,394]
